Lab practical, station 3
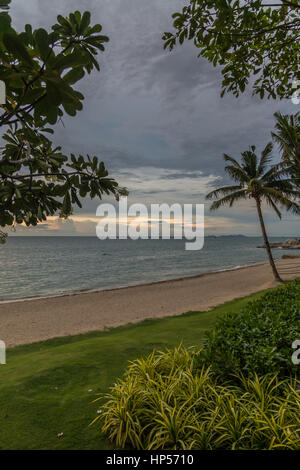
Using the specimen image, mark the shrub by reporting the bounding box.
[93,346,300,450]
[199,280,300,380]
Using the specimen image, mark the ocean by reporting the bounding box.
[0,236,298,302]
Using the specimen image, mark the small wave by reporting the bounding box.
[0,261,266,304]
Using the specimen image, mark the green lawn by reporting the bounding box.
[0,289,272,450]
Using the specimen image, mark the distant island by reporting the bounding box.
[206,234,247,238]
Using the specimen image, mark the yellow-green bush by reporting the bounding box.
[93,346,300,450]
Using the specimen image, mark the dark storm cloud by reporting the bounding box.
[8,0,299,234]
[10,0,293,176]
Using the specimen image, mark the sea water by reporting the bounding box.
[0,236,298,301]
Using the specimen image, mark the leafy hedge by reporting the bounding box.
[94,347,300,450]
[199,280,300,380]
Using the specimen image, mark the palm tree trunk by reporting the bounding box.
[255,198,282,283]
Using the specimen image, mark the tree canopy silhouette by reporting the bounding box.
[0,0,126,242]
[163,0,300,100]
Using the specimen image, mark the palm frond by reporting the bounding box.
[209,190,247,211]
[261,187,300,216]
[206,185,243,200]
[265,196,282,219]
[272,112,300,163]
[266,179,300,199]
[223,154,243,170]
[257,142,273,177]
[241,149,257,178]
[262,162,290,181]
[225,165,248,184]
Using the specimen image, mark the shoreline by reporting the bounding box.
[0,260,267,304]
[1,258,299,348]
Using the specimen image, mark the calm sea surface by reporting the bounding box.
[0,236,298,301]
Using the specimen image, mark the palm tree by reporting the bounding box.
[206,143,300,283]
[272,112,300,186]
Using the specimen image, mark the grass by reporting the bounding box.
[0,288,279,450]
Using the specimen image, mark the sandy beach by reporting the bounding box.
[1,258,299,348]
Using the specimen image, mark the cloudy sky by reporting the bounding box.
[8,0,300,236]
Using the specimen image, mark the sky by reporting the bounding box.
[7,0,300,237]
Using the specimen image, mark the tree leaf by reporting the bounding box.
[63,67,85,84]
[53,50,89,72]
[79,11,91,35]
[22,87,46,105]
[3,32,34,66]
[34,28,51,62]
